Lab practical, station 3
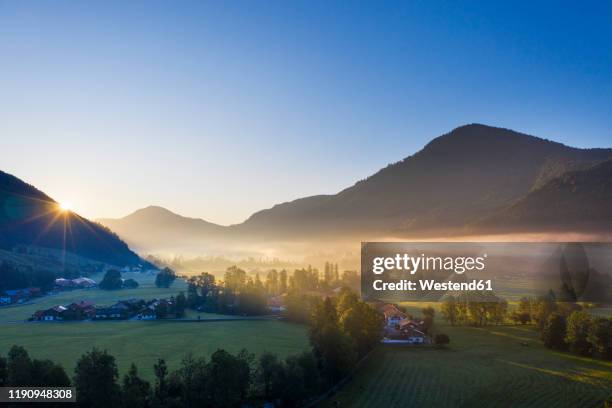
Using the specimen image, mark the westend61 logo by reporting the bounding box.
[360,242,612,303]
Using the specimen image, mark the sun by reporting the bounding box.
[59,201,73,212]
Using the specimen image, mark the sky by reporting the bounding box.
[1,1,611,225]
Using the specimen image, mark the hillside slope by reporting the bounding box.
[0,170,145,266]
[476,159,612,233]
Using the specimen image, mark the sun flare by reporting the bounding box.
[59,201,73,212]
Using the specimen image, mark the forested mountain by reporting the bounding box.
[475,159,612,233]
[0,170,145,266]
[235,124,612,237]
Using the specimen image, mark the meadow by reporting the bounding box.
[319,313,612,407]
[0,272,309,380]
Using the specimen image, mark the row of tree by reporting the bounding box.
[185,267,268,316]
[440,292,508,327]
[523,296,612,360]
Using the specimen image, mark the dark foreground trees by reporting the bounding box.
[74,348,121,408]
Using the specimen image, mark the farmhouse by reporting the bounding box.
[54,277,97,290]
[267,295,286,313]
[379,304,408,327]
[136,305,157,320]
[65,300,96,319]
[34,305,67,321]
[94,302,131,320]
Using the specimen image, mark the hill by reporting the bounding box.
[476,159,612,233]
[0,170,146,266]
[238,124,612,237]
[97,206,227,253]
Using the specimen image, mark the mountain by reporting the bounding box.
[97,206,226,253]
[0,170,146,267]
[476,159,612,233]
[236,124,612,237]
[98,124,612,251]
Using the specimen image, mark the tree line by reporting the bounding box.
[182,264,360,317]
[440,292,509,327]
[516,295,612,360]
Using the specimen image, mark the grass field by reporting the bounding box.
[0,273,309,380]
[320,322,612,407]
[0,320,309,380]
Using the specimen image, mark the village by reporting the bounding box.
[29,297,185,322]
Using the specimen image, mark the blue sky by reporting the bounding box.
[1,1,611,224]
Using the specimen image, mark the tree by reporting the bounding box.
[153,359,169,406]
[434,334,450,348]
[206,349,251,407]
[155,268,177,288]
[255,352,285,400]
[123,278,139,289]
[541,313,567,350]
[441,296,458,326]
[588,317,612,360]
[186,282,200,309]
[278,269,288,293]
[175,292,187,318]
[99,269,123,290]
[74,348,120,408]
[265,269,279,295]
[122,364,151,408]
[310,298,356,384]
[175,354,208,407]
[155,301,168,320]
[7,345,32,386]
[0,355,7,386]
[223,266,248,292]
[337,291,384,357]
[422,306,435,333]
[565,310,593,356]
[31,359,70,386]
[284,351,320,401]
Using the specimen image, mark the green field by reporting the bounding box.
[319,323,612,408]
[0,320,309,380]
[0,273,309,380]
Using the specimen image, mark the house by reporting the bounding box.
[94,303,131,320]
[380,304,407,327]
[34,305,67,321]
[0,294,12,305]
[27,287,42,297]
[136,305,157,320]
[72,278,97,288]
[4,289,28,304]
[54,278,74,289]
[267,295,286,313]
[65,300,96,319]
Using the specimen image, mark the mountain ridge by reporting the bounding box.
[97,124,612,248]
